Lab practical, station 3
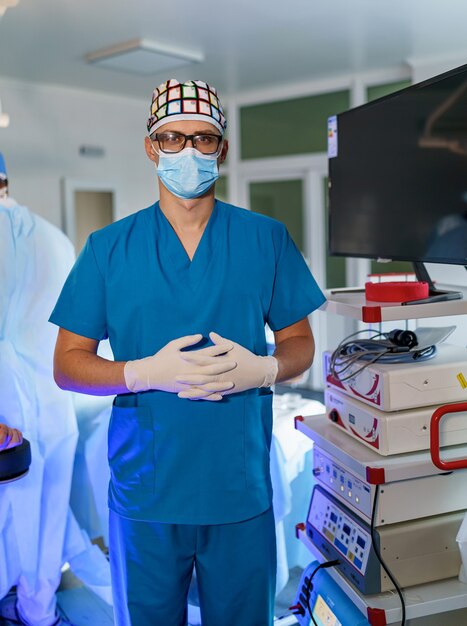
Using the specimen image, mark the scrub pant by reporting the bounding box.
[109,507,276,626]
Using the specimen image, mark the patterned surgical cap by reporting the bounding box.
[147,79,227,137]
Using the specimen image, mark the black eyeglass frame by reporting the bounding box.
[151,131,223,155]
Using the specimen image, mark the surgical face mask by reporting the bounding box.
[155,147,219,200]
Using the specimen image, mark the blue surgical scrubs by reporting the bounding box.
[50,200,326,625]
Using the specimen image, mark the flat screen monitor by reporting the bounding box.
[328,64,467,267]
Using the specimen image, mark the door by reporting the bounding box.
[62,179,117,254]
[74,190,113,254]
[239,168,330,389]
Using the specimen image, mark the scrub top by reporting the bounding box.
[50,201,326,525]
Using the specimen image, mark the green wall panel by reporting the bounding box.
[249,179,304,252]
[366,80,411,103]
[240,90,350,159]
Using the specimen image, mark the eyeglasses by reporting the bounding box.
[151,131,223,155]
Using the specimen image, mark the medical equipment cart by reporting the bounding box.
[292,287,467,625]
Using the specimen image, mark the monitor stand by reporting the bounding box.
[412,262,463,303]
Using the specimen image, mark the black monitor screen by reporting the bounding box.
[328,64,467,265]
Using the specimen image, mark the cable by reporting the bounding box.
[299,560,340,625]
[370,484,406,626]
[302,576,316,626]
[329,329,436,384]
[331,348,392,382]
[329,330,397,382]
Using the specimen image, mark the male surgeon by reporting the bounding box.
[50,79,326,626]
[0,153,111,626]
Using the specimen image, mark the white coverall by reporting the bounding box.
[0,198,111,626]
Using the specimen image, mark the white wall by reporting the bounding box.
[0,77,159,228]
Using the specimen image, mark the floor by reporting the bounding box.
[55,567,303,626]
[57,570,114,625]
[274,567,303,620]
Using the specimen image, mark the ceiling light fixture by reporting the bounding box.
[0,99,10,128]
[86,39,204,76]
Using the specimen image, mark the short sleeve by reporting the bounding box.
[266,225,326,331]
[49,234,108,340]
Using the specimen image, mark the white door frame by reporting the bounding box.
[237,154,327,268]
[237,155,329,389]
[61,178,118,247]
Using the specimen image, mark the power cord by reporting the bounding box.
[289,559,340,625]
[371,484,406,626]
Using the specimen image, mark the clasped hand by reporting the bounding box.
[124,332,278,401]
[177,332,278,401]
[124,334,236,400]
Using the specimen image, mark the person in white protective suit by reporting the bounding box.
[0,153,112,626]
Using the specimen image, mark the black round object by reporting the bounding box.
[0,439,31,483]
[387,329,418,349]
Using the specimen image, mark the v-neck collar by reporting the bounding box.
[153,201,221,292]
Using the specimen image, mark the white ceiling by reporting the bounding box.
[1,0,467,101]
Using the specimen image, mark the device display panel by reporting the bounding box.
[313,593,342,626]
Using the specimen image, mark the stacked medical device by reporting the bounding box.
[291,332,467,626]
[324,342,467,455]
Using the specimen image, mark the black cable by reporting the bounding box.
[329,329,435,384]
[329,329,394,381]
[300,560,340,625]
[370,484,406,626]
[331,347,392,382]
[303,577,317,626]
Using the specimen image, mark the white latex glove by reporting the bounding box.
[124,334,236,399]
[176,332,278,399]
[0,424,22,451]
